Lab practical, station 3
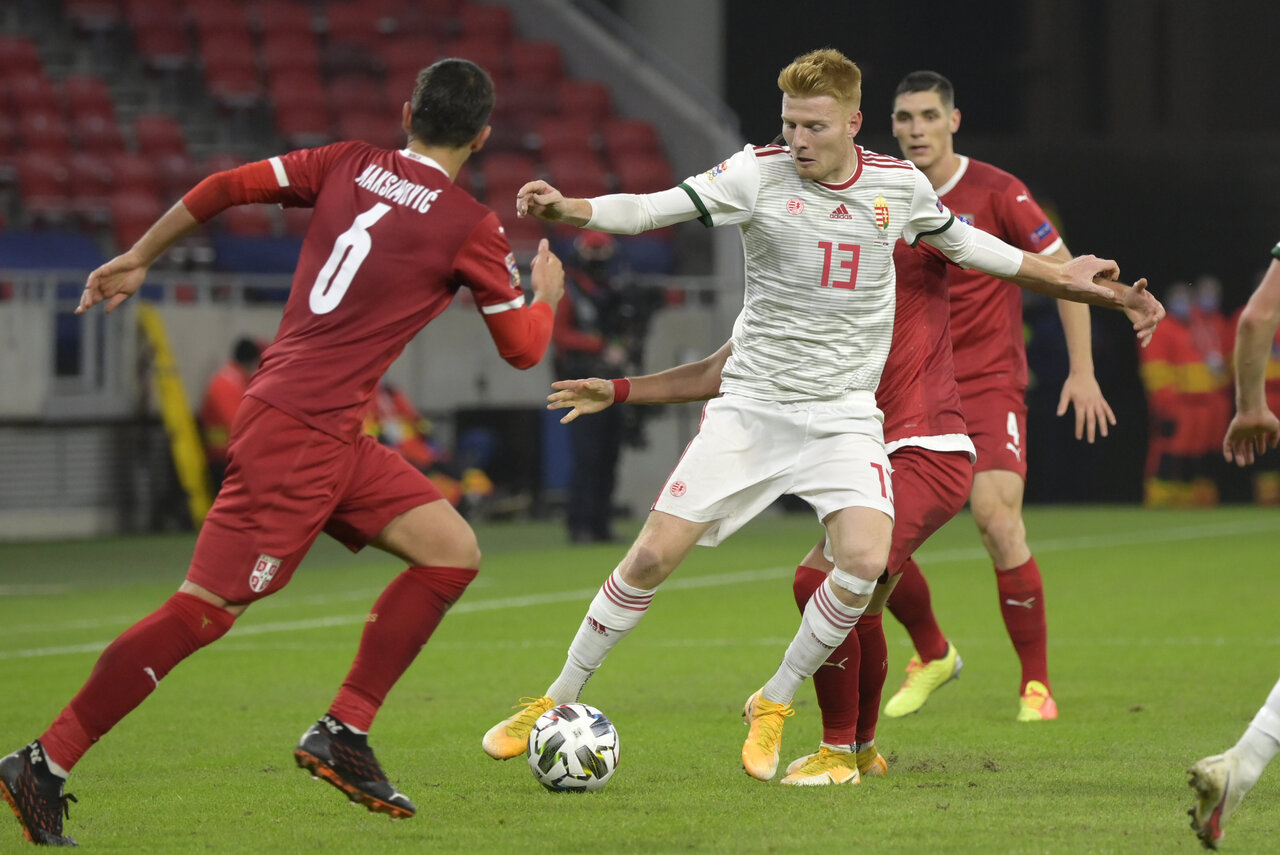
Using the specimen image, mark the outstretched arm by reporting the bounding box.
[77,201,200,314]
[547,341,732,423]
[1047,245,1117,443]
[1224,256,1280,465]
[516,180,701,235]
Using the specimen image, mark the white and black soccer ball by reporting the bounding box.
[527,703,620,792]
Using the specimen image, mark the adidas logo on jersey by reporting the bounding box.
[829,204,852,220]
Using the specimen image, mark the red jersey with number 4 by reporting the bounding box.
[939,156,1062,396]
[239,142,530,439]
[876,240,969,451]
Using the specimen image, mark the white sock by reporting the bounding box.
[546,569,654,702]
[44,754,69,780]
[1231,675,1280,790]
[762,578,864,705]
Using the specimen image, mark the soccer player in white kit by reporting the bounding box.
[482,48,1158,781]
[1188,241,1280,849]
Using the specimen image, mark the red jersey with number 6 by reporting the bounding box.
[236,142,534,439]
[938,156,1062,396]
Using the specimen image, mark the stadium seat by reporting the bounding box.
[498,78,562,128]
[62,75,116,122]
[187,0,252,40]
[0,36,44,77]
[457,4,513,45]
[130,23,193,72]
[410,0,464,40]
[336,110,402,149]
[106,151,163,198]
[16,152,71,225]
[253,1,317,40]
[202,151,247,174]
[71,112,127,153]
[531,116,599,159]
[478,152,539,193]
[378,37,442,94]
[220,204,276,237]
[0,114,18,160]
[442,38,506,81]
[203,53,264,109]
[67,151,115,224]
[508,41,564,87]
[109,189,164,251]
[612,153,675,195]
[7,73,61,117]
[133,113,187,158]
[542,151,611,199]
[268,67,329,111]
[260,30,322,75]
[557,79,613,124]
[274,104,334,148]
[63,0,123,34]
[324,0,396,50]
[329,74,392,115]
[154,151,202,197]
[17,109,72,156]
[602,117,663,161]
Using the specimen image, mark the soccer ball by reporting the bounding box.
[527,703,620,792]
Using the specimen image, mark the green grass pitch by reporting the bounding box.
[1,506,1277,853]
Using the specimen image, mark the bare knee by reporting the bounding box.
[618,542,672,590]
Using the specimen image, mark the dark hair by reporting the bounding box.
[409,58,495,147]
[233,337,260,366]
[894,70,955,110]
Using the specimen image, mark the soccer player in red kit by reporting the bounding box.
[0,59,564,846]
[882,71,1117,722]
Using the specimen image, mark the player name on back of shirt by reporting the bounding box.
[354,164,442,213]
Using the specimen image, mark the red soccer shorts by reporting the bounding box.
[886,446,974,574]
[959,384,1029,478]
[188,397,442,603]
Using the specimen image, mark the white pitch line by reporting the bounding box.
[2,518,1276,660]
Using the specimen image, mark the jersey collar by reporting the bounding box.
[815,145,864,191]
[933,155,969,197]
[398,148,449,178]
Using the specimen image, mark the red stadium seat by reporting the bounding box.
[324,1,395,49]
[0,36,44,77]
[542,151,611,199]
[221,204,276,237]
[457,4,513,45]
[408,0,464,40]
[612,153,675,195]
[63,75,116,122]
[72,112,127,153]
[531,117,599,158]
[442,38,506,81]
[203,56,264,109]
[187,1,251,40]
[479,152,538,192]
[64,0,123,35]
[557,79,612,124]
[202,151,247,173]
[109,189,164,251]
[254,1,317,39]
[131,24,193,72]
[106,151,163,198]
[67,151,115,224]
[329,74,392,115]
[260,30,322,74]
[154,151,202,197]
[268,69,330,116]
[602,118,663,162]
[7,73,61,117]
[17,109,72,156]
[336,110,402,149]
[133,114,187,158]
[274,104,334,147]
[508,41,564,87]
[16,152,71,224]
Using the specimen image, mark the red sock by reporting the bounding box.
[793,565,858,746]
[40,592,235,771]
[886,558,948,662]
[854,612,886,745]
[329,566,477,731]
[995,556,1049,692]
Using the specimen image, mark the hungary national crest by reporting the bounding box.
[873,194,890,230]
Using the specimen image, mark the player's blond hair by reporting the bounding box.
[777,48,862,111]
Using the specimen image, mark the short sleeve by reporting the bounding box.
[676,147,760,228]
[903,167,955,246]
[453,210,527,314]
[273,141,369,208]
[994,178,1061,254]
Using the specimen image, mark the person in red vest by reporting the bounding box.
[198,337,261,494]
